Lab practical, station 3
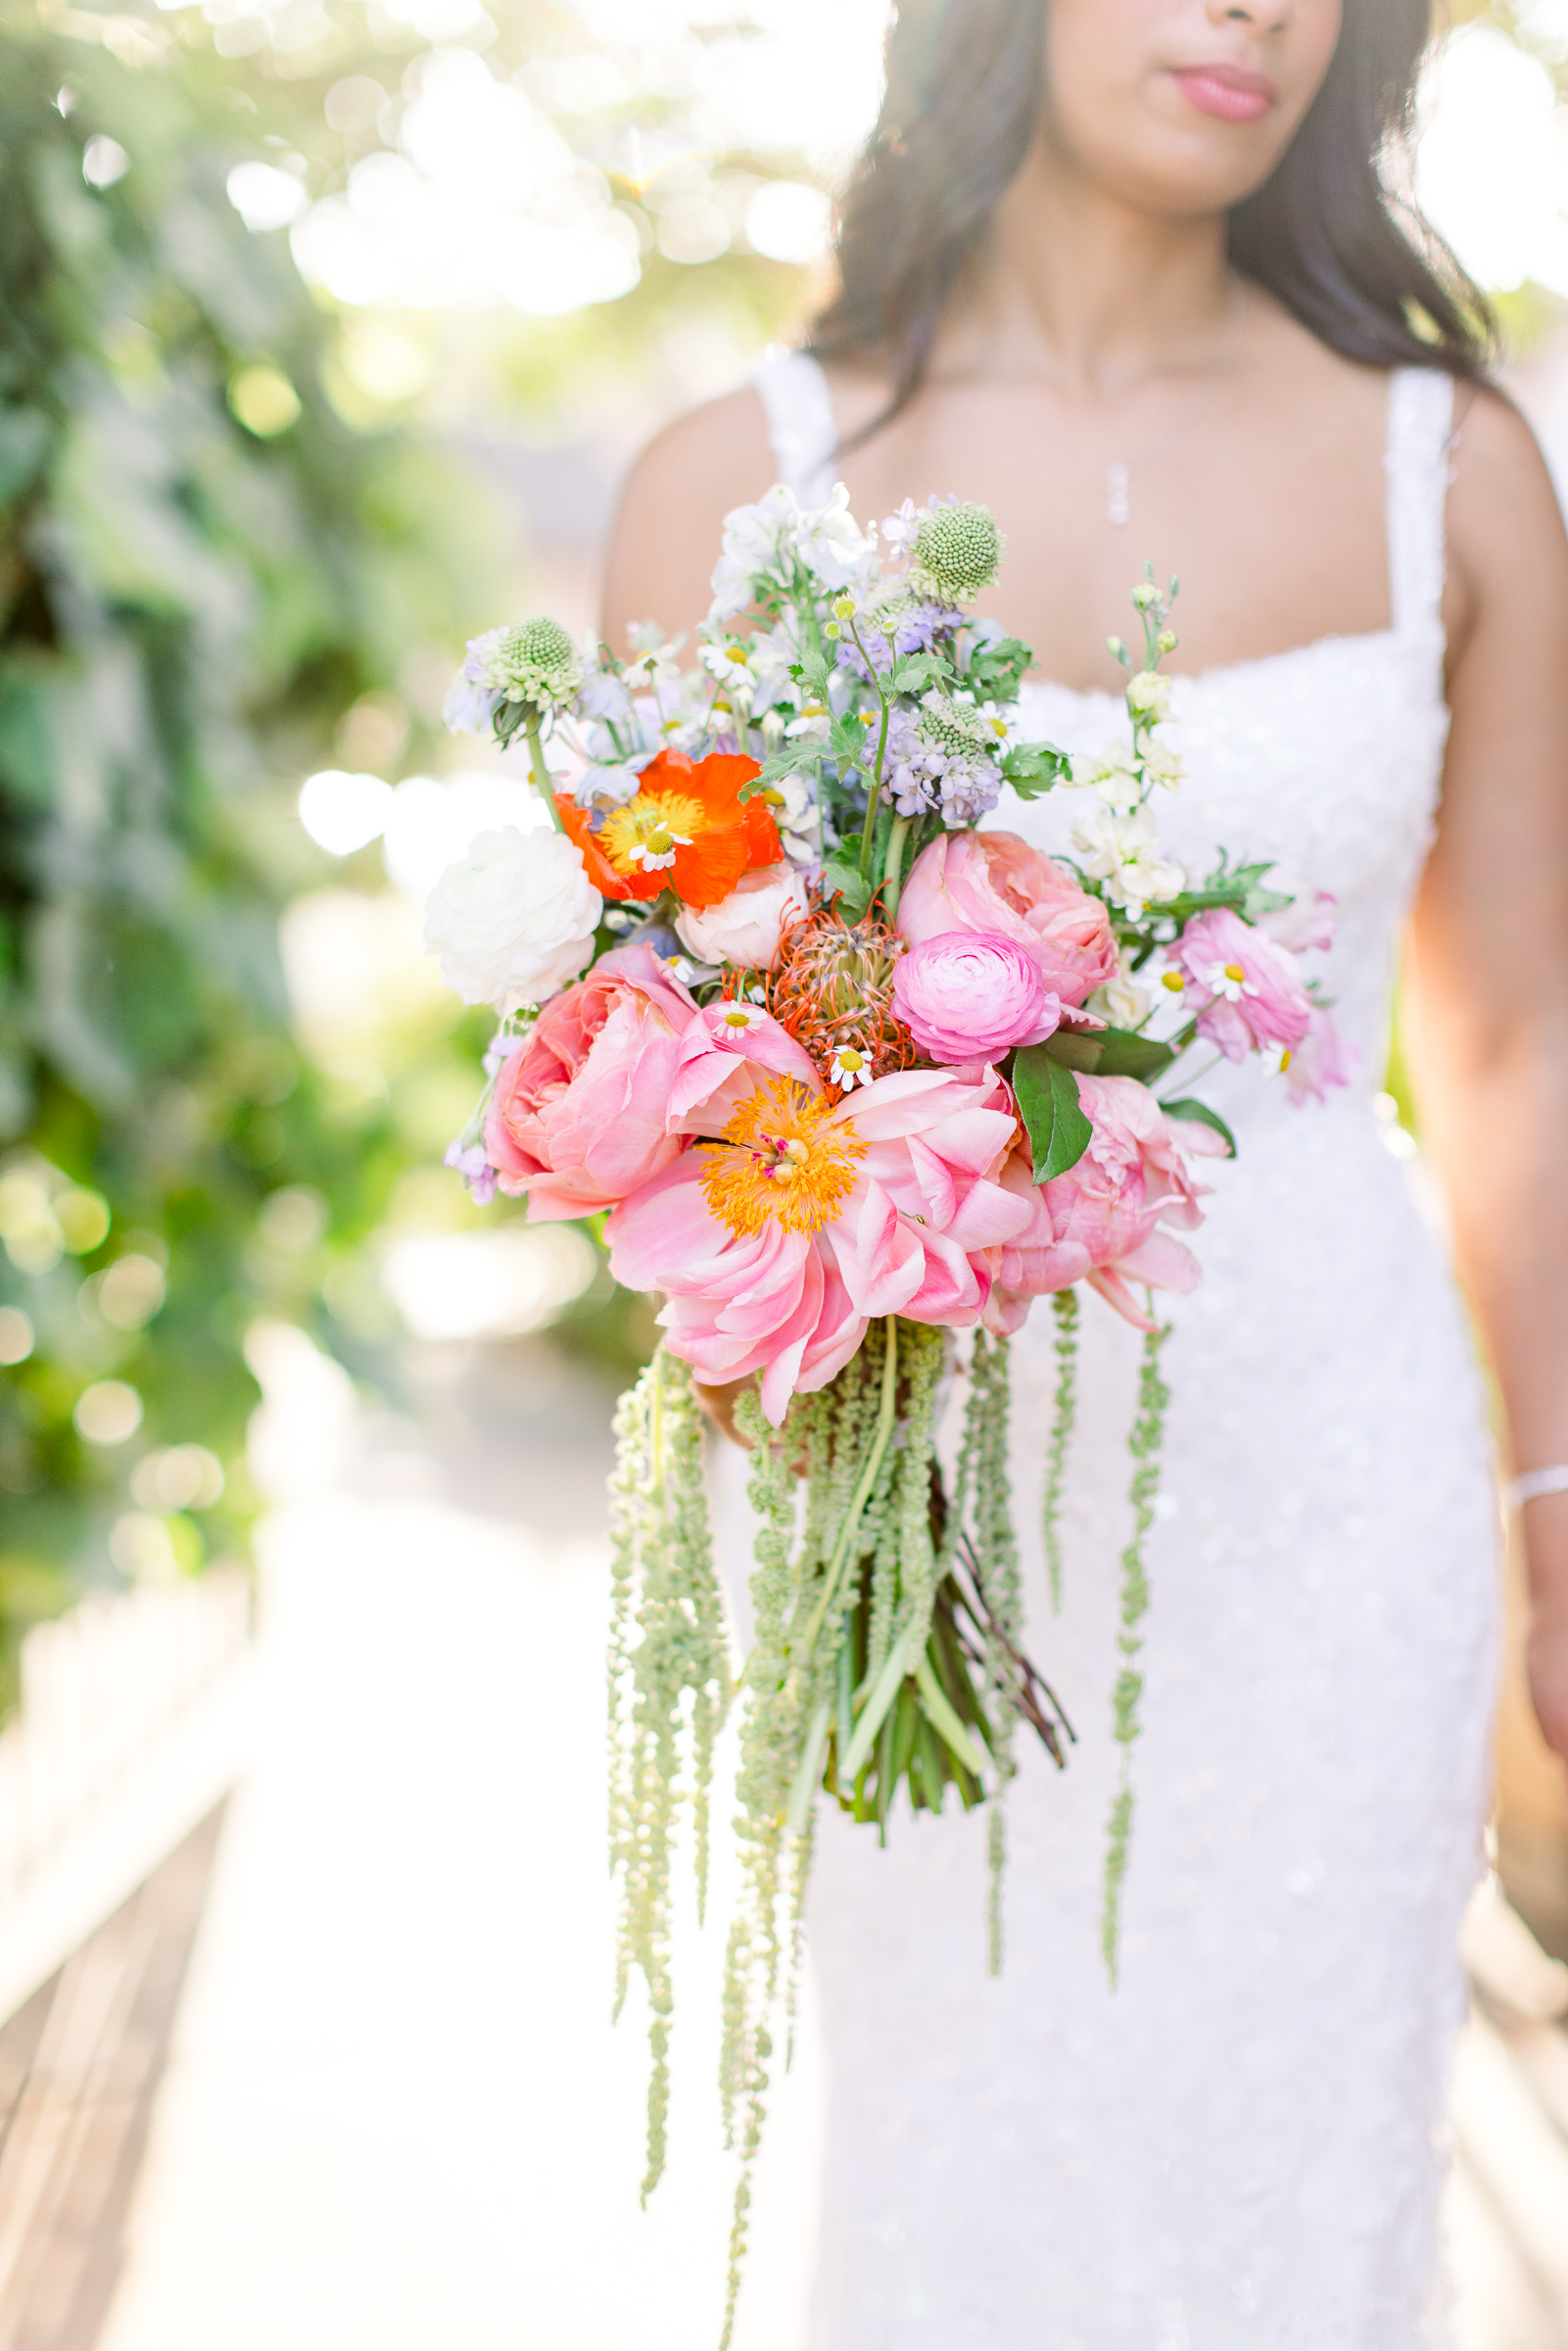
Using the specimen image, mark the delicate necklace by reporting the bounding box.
[1104,283,1246,525]
[1018,283,1248,528]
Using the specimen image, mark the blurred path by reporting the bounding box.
[93,1353,823,2351]
[85,1332,1568,2351]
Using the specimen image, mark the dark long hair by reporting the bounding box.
[811,0,1492,423]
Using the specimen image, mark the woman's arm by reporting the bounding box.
[1406,386,1568,1768]
[599,387,776,656]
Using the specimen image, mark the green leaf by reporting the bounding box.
[1161,1098,1237,1156]
[821,855,871,916]
[887,652,950,696]
[792,647,832,699]
[1014,1045,1093,1182]
[1044,1026,1175,1082]
[963,632,1032,702]
[747,744,819,791]
[829,714,871,769]
[1000,741,1069,798]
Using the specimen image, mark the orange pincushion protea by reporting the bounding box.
[756,899,923,1089]
[556,749,782,907]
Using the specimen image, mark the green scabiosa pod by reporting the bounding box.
[606,1346,729,2203]
[911,498,1006,602]
[1101,1318,1173,1987]
[488,614,584,710]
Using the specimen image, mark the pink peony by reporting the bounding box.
[983,1074,1228,1333]
[1283,1006,1354,1104]
[606,1064,1034,1424]
[897,830,1118,1008]
[485,942,697,1218]
[1167,907,1313,1065]
[665,999,822,1134]
[891,930,1060,1064]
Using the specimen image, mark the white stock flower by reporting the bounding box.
[756,770,818,863]
[1071,806,1183,915]
[792,483,877,594]
[1126,669,1172,722]
[424,827,601,1015]
[1092,948,1152,1030]
[709,485,802,619]
[1142,738,1184,790]
[1070,741,1143,813]
[673,862,807,970]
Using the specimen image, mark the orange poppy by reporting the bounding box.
[556,749,782,908]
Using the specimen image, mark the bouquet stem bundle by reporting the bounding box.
[610,1322,1077,2344]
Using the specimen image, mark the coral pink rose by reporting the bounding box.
[897,830,1117,1008]
[891,931,1060,1064]
[984,1074,1227,1333]
[1167,907,1312,1065]
[606,1064,1033,1424]
[485,942,696,1218]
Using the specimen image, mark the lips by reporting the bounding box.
[1170,62,1277,126]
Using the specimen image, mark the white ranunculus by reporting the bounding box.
[674,862,807,971]
[424,827,601,1014]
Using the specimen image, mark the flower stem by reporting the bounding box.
[881,816,911,917]
[848,617,891,882]
[525,717,566,834]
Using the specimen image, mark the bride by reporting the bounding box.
[602,1,1568,2342]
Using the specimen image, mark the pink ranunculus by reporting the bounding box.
[1283,1007,1354,1104]
[897,830,1118,1008]
[485,941,697,1218]
[1167,906,1313,1066]
[890,930,1060,1064]
[606,1063,1033,1424]
[984,1074,1228,1333]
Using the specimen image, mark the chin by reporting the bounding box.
[1052,98,1302,220]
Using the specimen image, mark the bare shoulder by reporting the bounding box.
[1445,382,1568,660]
[600,385,775,654]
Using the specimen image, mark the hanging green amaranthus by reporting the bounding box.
[1101,1318,1173,1986]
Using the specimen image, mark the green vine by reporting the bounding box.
[1043,1286,1080,1614]
[606,1346,729,2202]
[1101,1317,1173,1987]
[964,1330,1023,1974]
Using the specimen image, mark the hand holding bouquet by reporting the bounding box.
[428,481,1347,2343]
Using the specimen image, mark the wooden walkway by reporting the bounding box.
[0,1811,226,2351]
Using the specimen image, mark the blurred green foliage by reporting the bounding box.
[0,0,817,1679]
[0,1,485,1660]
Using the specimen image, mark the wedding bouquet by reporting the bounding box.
[428,484,1346,2339]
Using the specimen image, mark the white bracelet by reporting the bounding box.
[1504,1464,1568,1509]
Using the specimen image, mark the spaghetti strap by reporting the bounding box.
[1384,366,1455,649]
[751,346,838,508]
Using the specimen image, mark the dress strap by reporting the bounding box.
[751,347,838,508]
[1384,366,1455,646]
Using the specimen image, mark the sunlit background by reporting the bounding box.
[4,2,1568,2346]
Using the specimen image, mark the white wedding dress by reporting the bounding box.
[739,350,1500,2350]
